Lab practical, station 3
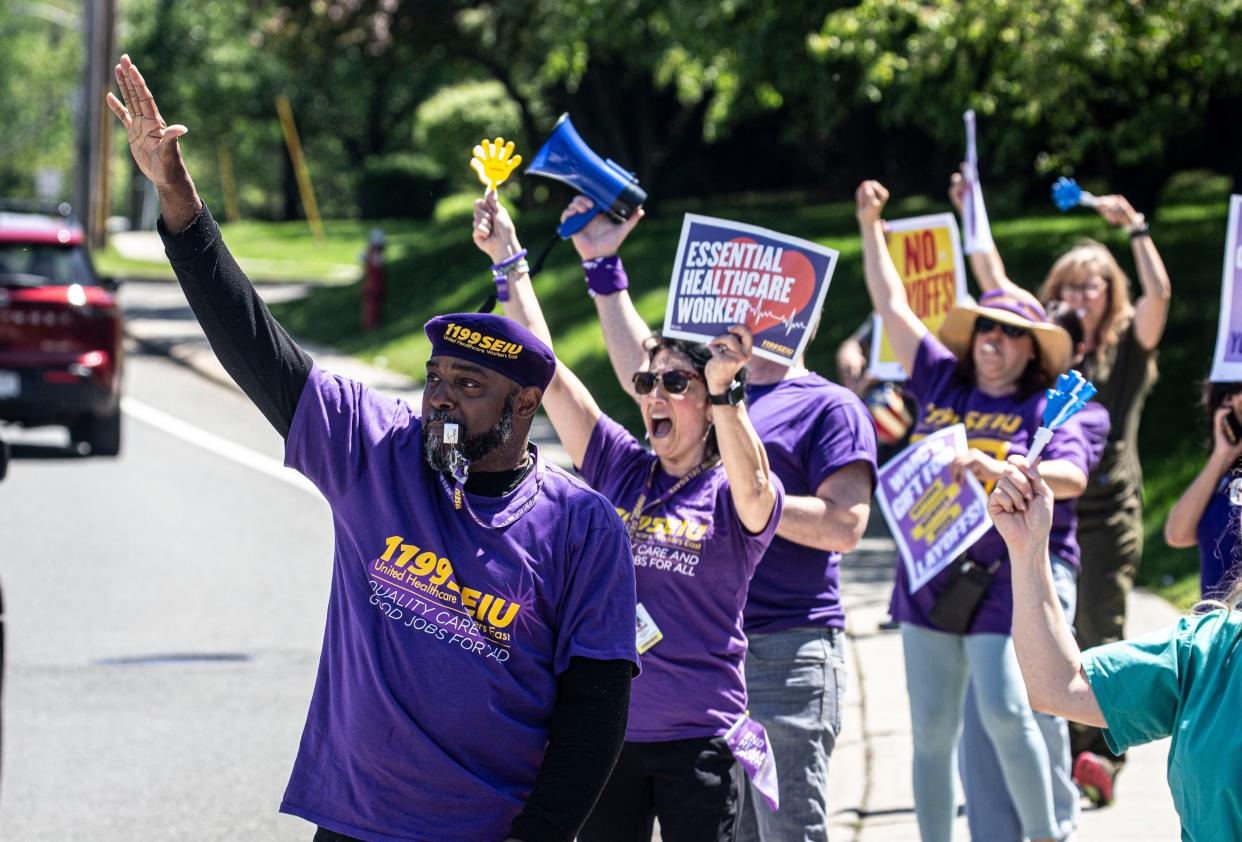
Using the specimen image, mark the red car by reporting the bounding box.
[0,202,123,455]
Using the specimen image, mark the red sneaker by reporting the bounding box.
[1073,751,1117,807]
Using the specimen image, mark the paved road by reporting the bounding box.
[0,349,332,840]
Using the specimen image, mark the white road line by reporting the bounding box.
[121,396,320,496]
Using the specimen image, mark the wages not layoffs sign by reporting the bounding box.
[870,213,968,381]
[874,424,991,593]
[662,214,838,365]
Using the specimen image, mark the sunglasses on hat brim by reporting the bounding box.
[632,369,702,395]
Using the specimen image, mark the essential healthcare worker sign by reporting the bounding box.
[662,214,838,366]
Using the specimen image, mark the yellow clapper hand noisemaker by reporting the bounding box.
[471,137,522,193]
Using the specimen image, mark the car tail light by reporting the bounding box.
[43,350,112,385]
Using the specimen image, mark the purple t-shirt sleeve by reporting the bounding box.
[1040,410,1092,476]
[554,519,641,675]
[1078,403,1112,471]
[807,400,880,492]
[720,469,785,547]
[285,364,410,502]
[580,414,649,499]
[906,334,961,407]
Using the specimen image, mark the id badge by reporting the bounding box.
[635,602,663,654]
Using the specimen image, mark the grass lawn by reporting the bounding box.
[266,173,1236,608]
[95,217,411,283]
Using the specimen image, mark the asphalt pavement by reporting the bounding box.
[0,348,331,839]
[0,277,1185,839]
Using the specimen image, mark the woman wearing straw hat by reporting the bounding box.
[949,172,1171,805]
[857,180,1092,842]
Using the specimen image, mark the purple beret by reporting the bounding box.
[424,313,557,391]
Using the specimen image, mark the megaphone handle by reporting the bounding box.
[557,208,599,239]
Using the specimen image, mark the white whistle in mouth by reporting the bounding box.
[442,422,460,444]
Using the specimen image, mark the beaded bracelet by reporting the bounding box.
[490,249,528,272]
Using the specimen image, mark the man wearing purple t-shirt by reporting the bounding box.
[552,195,878,841]
[109,55,639,842]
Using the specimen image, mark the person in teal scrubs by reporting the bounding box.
[987,455,1242,842]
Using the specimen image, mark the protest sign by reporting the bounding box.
[724,713,779,811]
[961,110,994,255]
[1209,195,1242,382]
[661,214,838,365]
[869,213,967,381]
[875,424,992,593]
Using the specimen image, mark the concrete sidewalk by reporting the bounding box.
[830,529,1183,841]
[122,278,1183,841]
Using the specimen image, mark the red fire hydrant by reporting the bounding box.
[362,228,386,332]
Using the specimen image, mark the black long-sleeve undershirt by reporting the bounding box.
[159,206,312,437]
[158,204,631,842]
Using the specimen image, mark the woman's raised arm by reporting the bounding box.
[472,192,601,466]
[855,180,928,375]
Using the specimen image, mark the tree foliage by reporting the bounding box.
[10,1,1238,218]
[813,0,1242,203]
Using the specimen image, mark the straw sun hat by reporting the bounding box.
[938,290,1072,377]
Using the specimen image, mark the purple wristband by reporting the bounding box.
[492,271,511,303]
[582,255,629,297]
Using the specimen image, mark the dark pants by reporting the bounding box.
[1072,499,1143,767]
[580,736,742,842]
[313,829,364,842]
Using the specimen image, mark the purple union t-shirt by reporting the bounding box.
[280,366,639,842]
[1198,474,1241,600]
[580,414,784,741]
[743,373,878,633]
[889,336,1092,635]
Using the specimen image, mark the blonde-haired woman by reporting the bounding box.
[951,174,1171,809]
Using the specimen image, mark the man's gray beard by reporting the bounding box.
[423,394,517,477]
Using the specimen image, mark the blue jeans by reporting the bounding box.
[738,627,846,842]
[901,623,1056,842]
[960,557,1080,841]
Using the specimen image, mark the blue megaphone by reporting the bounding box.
[526,114,647,239]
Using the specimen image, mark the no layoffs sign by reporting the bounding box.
[870,213,968,381]
[662,214,838,365]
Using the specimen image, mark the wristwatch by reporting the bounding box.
[710,379,746,406]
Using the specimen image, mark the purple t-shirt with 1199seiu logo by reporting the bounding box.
[580,414,783,742]
[889,335,1091,636]
[743,373,878,633]
[279,366,639,842]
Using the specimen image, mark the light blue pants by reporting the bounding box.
[901,623,1056,842]
[738,627,846,842]
[960,557,1080,841]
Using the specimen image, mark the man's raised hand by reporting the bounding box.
[106,55,200,231]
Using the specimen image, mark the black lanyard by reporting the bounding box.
[625,456,720,545]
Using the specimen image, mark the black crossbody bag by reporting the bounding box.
[928,556,1002,635]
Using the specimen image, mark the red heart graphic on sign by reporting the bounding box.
[708,237,817,335]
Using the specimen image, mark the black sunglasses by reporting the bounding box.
[632,369,702,395]
[974,316,1030,339]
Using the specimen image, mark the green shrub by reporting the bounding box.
[357,154,446,219]
[414,81,523,191]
